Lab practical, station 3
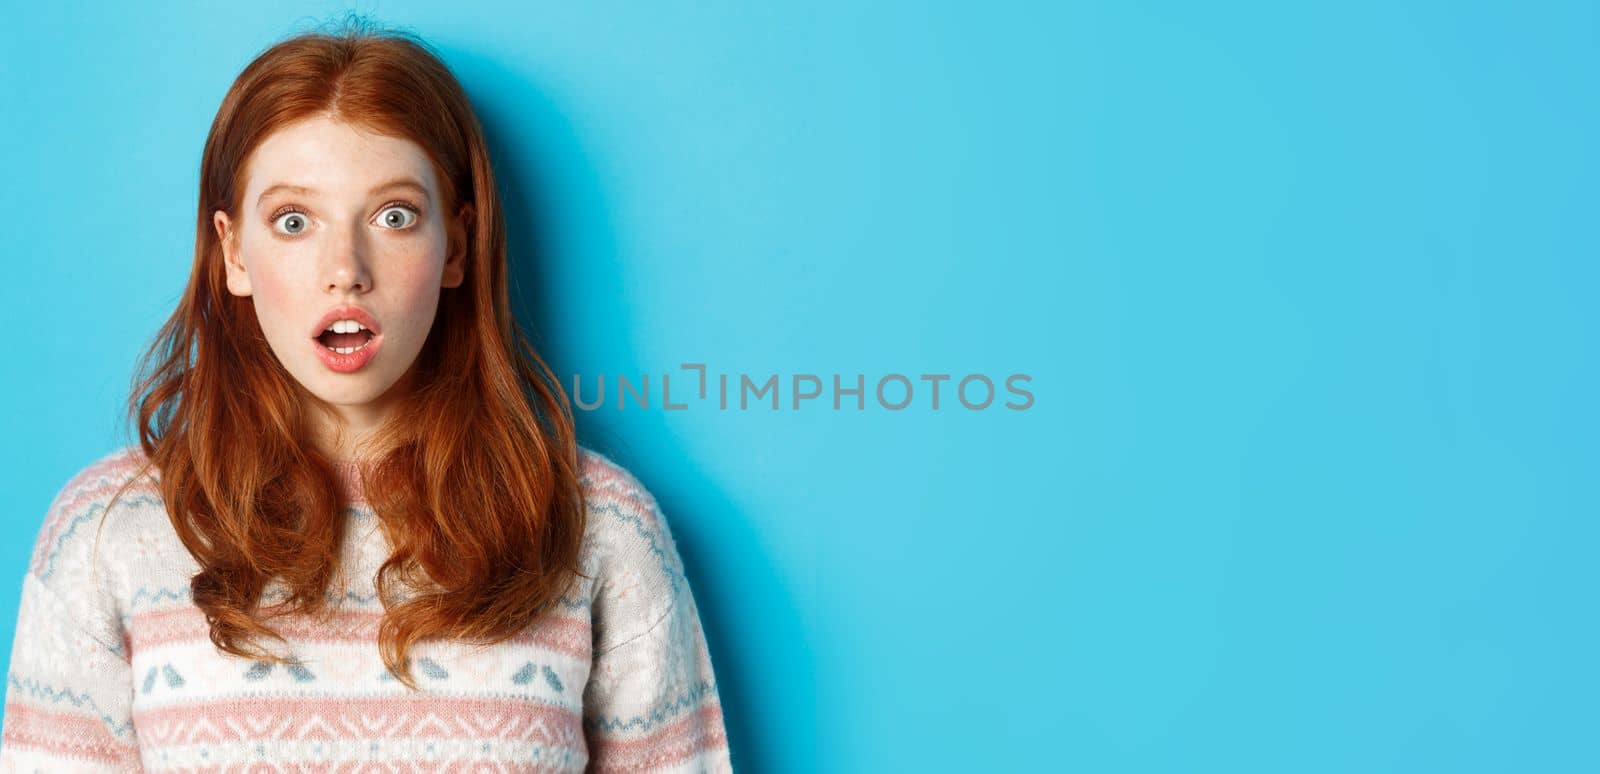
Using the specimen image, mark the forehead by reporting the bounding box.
[241,114,439,200]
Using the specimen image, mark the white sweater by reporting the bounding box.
[0,444,731,772]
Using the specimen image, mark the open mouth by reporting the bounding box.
[316,327,376,354]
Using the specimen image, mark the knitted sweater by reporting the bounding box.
[0,445,731,773]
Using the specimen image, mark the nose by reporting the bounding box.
[321,222,373,294]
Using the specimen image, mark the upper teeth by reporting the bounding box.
[325,320,368,334]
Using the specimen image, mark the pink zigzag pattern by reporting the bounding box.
[133,696,584,746]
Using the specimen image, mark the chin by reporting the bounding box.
[320,383,394,405]
[294,372,391,403]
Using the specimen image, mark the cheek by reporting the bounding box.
[241,254,301,336]
[393,267,446,322]
[389,243,449,298]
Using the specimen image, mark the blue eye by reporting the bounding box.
[376,205,419,230]
[272,210,309,235]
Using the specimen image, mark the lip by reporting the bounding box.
[310,305,383,338]
[311,304,383,374]
[314,331,382,373]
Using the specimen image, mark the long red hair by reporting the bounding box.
[100,19,587,691]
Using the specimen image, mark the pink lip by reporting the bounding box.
[310,305,383,338]
[314,332,382,373]
[311,304,383,374]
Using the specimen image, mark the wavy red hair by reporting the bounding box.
[98,18,587,691]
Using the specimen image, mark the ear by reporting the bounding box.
[214,210,252,297]
[441,202,472,289]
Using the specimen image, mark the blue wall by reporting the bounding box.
[2,1,1596,770]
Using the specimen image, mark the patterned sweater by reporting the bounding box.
[0,445,731,772]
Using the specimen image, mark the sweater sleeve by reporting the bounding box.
[581,479,731,773]
[0,452,143,773]
[0,573,141,772]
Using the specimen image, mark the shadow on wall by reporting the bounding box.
[444,45,817,772]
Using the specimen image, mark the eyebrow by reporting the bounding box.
[256,178,431,207]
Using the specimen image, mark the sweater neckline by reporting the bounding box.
[329,459,368,505]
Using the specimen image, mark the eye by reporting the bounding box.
[271,208,310,236]
[375,204,420,230]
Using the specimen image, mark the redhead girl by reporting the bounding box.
[0,21,730,773]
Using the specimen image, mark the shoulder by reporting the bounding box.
[22,444,161,647]
[28,445,160,578]
[574,445,693,645]
[578,446,665,524]
[575,445,681,568]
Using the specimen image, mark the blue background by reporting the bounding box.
[3,1,1596,771]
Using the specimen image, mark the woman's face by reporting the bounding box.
[213,114,468,445]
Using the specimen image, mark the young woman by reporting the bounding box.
[0,21,731,773]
